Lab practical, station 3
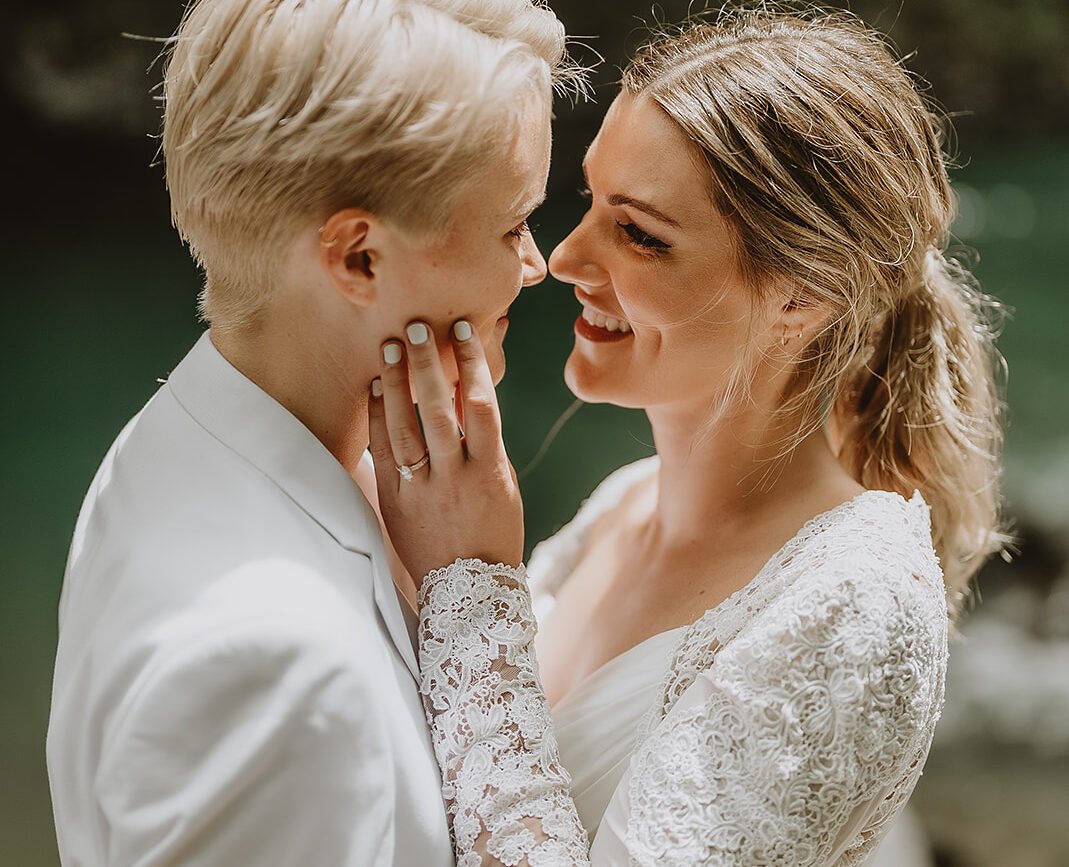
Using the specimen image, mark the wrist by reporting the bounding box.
[418,558,529,612]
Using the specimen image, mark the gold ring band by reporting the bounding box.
[396,452,430,481]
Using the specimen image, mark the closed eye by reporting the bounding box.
[507,219,531,239]
[617,220,671,251]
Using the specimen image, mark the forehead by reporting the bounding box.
[503,95,552,211]
[449,95,552,229]
[586,93,713,209]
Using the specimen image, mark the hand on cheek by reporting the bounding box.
[367,318,523,585]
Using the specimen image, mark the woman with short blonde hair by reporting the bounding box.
[164,0,575,331]
[48,2,584,864]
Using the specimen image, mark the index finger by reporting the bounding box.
[450,320,504,461]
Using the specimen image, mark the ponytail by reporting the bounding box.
[833,248,1009,615]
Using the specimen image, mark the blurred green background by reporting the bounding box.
[3,1,1068,865]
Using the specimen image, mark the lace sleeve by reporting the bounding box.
[418,559,591,867]
[419,552,946,867]
[624,567,947,866]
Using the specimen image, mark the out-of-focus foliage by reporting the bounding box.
[542,0,1069,200]
[5,1,1069,138]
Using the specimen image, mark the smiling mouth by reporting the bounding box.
[575,302,634,343]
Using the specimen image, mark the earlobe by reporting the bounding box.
[319,208,380,308]
[773,293,832,349]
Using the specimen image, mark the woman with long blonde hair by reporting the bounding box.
[368,6,1007,864]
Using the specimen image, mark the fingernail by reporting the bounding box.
[383,343,402,365]
[406,322,428,345]
[453,320,472,342]
[371,378,383,397]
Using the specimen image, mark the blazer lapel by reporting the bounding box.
[168,332,421,683]
[356,495,421,682]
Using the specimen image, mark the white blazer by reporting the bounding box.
[47,333,454,867]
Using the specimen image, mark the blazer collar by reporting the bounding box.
[167,332,420,680]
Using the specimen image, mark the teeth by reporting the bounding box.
[581,303,632,333]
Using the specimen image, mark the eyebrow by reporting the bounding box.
[581,160,681,229]
[606,194,682,229]
[511,190,547,221]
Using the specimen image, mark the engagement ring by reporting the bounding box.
[396,452,430,481]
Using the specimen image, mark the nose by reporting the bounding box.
[548,219,607,289]
[520,232,548,288]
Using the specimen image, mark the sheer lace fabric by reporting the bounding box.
[418,484,948,866]
[419,560,590,866]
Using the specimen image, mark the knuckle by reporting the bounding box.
[423,408,458,436]
[392,429,424,456]
[454,338,481,361]
[407,346,437,372]
[465,393,498,421]
[381,364,408,386]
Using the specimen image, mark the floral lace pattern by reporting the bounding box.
[419,559,591,866]
[419,489,949,866]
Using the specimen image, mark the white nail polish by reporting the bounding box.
[453,320,472,341]
[371,378,383,397]
[406,322,428,345]
[383,343,402,364]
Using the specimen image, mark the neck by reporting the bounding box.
[209,313,373,476]
[642,396,852,551]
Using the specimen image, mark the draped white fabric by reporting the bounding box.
[549,628,684,839]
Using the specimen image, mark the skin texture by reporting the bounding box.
[372,93,866,705]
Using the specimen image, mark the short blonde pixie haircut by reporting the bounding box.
[163,0,576,331]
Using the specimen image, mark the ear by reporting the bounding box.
[771,291,833,350]
[319,208,382,308]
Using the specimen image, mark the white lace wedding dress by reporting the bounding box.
[418,458,949,866]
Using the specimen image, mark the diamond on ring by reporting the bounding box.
[396,452,430,481]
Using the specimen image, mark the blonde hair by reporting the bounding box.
[163,0,578,331]
[624,6,1008,615]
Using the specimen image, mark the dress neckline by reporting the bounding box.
[681,488,926,635]
[552,624,687,712]
[543,468,927,714]
[545,484,927,710]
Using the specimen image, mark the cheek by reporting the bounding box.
[629,266,752,350]
[452,250,524,316]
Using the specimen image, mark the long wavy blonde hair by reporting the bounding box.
[624,6,1009,616]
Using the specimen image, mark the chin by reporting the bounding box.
[563,352,640,408]
[488,348,507,385]
[483,325,509,385]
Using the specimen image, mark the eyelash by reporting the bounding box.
[616,221,670,251]
[578,186,671,252]
[507,219,531,239]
